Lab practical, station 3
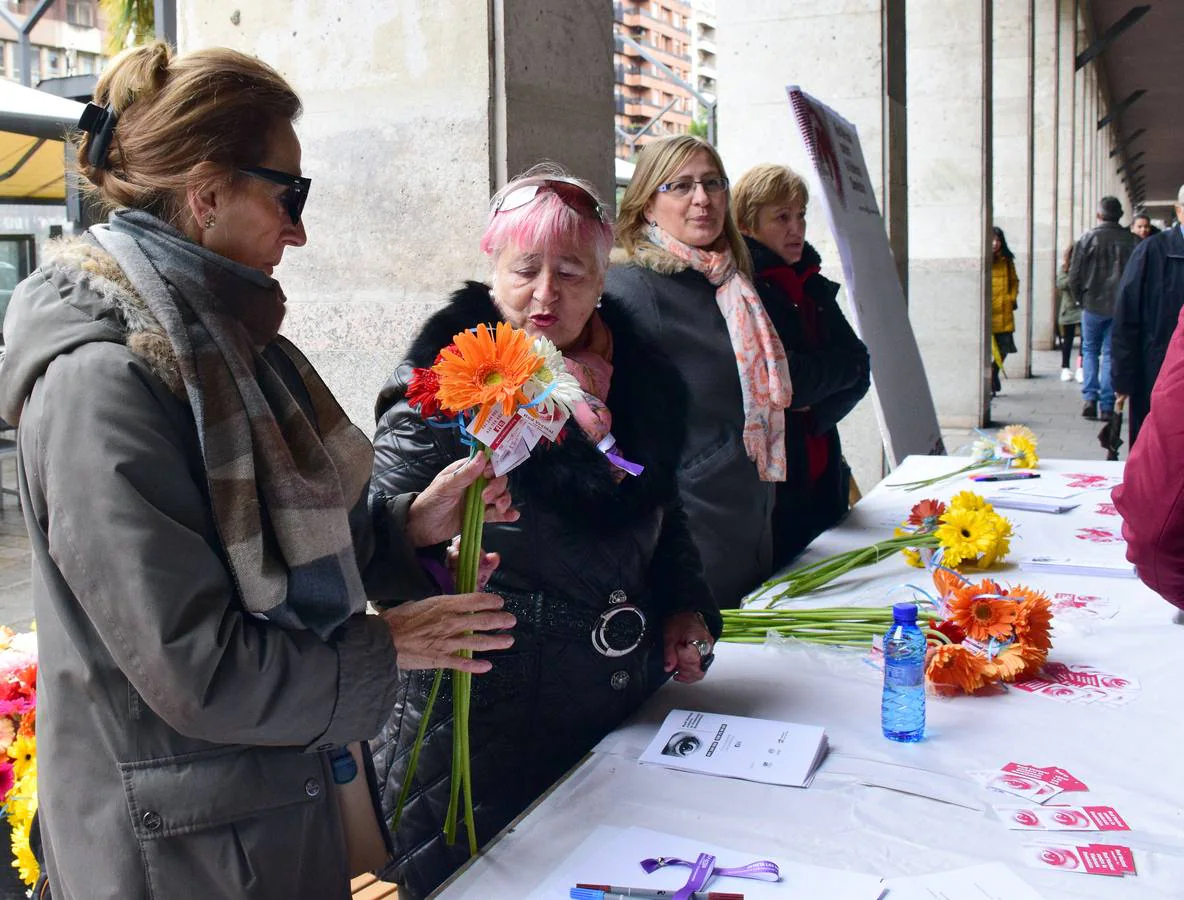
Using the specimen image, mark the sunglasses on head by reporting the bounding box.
[490,177,607,223]
[240,166,312,225]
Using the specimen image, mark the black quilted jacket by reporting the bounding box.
[368,282,720,899]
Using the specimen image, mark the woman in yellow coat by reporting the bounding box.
[991,226,1019,395]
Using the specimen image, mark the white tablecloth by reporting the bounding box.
[436,456,1184,898]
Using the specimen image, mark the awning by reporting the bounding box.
[0,79,85,204]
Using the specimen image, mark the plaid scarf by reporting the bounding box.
[93,210,373,639]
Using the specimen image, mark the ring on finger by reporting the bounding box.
[690,638,712,658]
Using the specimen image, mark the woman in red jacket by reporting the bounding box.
[1113,303,1184,608]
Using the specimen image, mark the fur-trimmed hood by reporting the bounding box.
[0,236,181,424]
[381,281,691,531]
[609,242,689,276]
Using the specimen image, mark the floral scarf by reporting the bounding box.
[646,224,792,481]
[562,311,614,444]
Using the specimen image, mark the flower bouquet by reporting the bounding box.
[0,628,37,888]
[720,567,1054,696]
[888,425,1040,491]
[393,323,581,854]
[751,492,1012,604]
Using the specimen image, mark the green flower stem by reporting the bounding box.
[754,534,940,602]
[444,451,487,853]
[388,669,443,831]
[887,460,992,491]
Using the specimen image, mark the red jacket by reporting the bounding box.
[1113,302,1184,608]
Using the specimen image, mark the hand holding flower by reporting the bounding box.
[406,453,518,548]
[382,592,515,673]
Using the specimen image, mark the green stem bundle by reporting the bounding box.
[754,533,940,603]
[719,606,951,647]
[390,449,487,859]
[886,460,992,491]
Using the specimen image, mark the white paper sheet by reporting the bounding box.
[528,825,884,900]
[883,862,1047,899]
[639,709,828,788]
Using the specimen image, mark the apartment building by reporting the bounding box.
[0,0,104,86]
[690,0,716,104]
[613,0,695,160]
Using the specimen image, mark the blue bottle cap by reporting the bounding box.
[891,602,918,624]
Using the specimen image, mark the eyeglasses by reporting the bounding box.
[656,176,729,197]
[240,166,312,225]
[490,177,608,223]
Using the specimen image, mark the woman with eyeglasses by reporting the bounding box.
[368,164,720,899]
[0,43,518,900]
[605,135,792,608]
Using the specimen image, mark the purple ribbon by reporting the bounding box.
[640,854,781,899]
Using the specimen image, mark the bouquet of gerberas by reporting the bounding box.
[0,628,38,888]
[924,567,1054,694]
[720,566,1054,697]
[393,323,582,855]
[889,425,1040,491]
[751,492,1013,604]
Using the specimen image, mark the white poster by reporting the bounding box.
[788,86,944,466]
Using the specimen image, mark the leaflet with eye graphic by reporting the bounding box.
[639,709,828,788]
[999,805,1130,831]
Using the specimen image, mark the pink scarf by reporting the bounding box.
[563,311,614,444]
[646,224,791,481]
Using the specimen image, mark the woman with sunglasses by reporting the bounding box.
[605,135,792,608]
[369,164,721,899]
[0,43,517,900]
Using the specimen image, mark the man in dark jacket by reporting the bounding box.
[1113,184,1184,446]
[1070,196,1139,420]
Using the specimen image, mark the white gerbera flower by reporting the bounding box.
[525,336,585,417]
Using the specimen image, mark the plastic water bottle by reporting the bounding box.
[881,601,926,742]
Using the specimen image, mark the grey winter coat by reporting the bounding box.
[0,238,428,900]
[1069,221,1139,317]
[604,245,776,608]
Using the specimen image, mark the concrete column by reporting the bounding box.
[717,0,907,490]
[1030,0,1060,352]
[908,0,992,429]
[177,0,614,428]
[1053,0,1076,273]
[992,0,1032,374]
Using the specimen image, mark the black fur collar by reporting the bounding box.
[405,282,689,531]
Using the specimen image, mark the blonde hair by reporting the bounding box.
[76,42,302,225]
[733,163,809,234]
[617,135,752,279]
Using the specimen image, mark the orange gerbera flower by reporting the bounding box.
[926,644,992,694]
[432,323,543,431]
[907,499,947,529]
[993,640,1048,682]
[1011,588,1054,651]
[931,565,969,600]
[945,580,1017,642]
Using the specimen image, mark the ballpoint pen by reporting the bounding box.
[571,887,744,900]
[969,472,1041,482]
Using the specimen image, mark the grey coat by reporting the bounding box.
[0,239,425,900]
[604,245,775,608]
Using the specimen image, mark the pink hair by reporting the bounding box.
[480,187,615,273]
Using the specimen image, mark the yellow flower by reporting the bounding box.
[935,508,1002,568]
[7,734,34,779]
[997,425,1037,446]
[1009,435,1040,469]
[948,491,992,513]
[10,818,37,888]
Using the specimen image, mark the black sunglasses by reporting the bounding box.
[240,166,311,225]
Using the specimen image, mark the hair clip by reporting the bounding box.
[78,102,119,169]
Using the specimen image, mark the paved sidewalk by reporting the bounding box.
[0,348,1123,630]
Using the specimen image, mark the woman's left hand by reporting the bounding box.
[662,610,715,684]
[406,454,519,548]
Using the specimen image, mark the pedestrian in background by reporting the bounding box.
[990,226,1019,396]
[1113,184,1184,446]
[1057,245,1083,382]
[1131,212,1158,241]
[1070,196,1139,420]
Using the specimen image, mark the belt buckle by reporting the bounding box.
[591,589,647,658]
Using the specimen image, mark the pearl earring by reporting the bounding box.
[595,296,603,309]
[203,213,217,230]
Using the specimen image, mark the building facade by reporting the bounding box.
[690,0,716,105]
[613,0,695,160]
[0,0,104,85]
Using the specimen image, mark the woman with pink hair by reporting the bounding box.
[368,165,720,898]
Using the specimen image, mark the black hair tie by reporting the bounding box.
[78,102,119,169]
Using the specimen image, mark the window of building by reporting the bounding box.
[67,0,96,27]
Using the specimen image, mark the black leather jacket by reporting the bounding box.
[367,283,719,899]
[1069,221,1139,317]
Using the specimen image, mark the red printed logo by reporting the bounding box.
[1094,502,1118,517]
[1075,527,1120,544]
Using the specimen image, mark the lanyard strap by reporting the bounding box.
[640,854,781,899]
